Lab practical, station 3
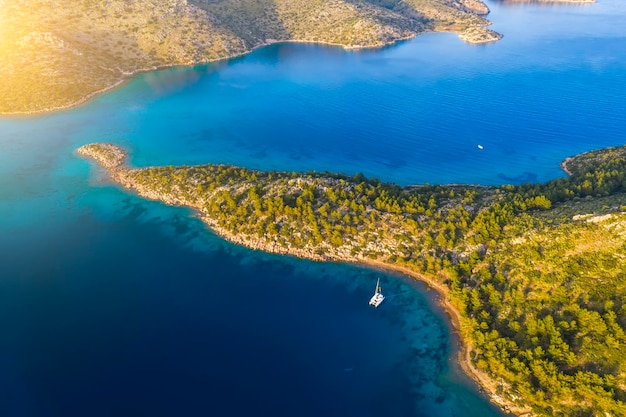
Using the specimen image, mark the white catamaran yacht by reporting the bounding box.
[369,278,385,307]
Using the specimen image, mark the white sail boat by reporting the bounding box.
[369,278,385,307]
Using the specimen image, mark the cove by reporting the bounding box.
[1,1,626,416]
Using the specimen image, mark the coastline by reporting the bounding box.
[359,260,530,417]
[76,143,528,416]
[560,150,591,177]
[1,28,500,117]
[77,140,626,415]
[560,157,574,176]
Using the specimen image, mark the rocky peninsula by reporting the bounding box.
[1,0,503,115]
[78,142,626,417]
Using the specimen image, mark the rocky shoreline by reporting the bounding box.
[560,157,575,176]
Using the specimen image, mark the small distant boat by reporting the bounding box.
[477,144,484,150]
[369,278,385,308]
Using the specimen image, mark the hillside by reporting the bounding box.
[0,0,499,114]
[77,142,626,416]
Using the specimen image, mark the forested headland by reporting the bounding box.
[78,142,626,416]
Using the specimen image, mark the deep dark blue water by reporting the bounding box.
[1,0,626,416]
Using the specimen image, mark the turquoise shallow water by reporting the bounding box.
[1,0,626,415]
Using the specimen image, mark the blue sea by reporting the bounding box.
[1,1,626,415]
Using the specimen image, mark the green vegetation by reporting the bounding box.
[78,142,626,416]
[1,0,499,114]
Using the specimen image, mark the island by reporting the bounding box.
[0,0,503,115]
[78,142,626,416]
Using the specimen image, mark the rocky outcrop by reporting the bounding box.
[458,26,503,44]
[76,143,128,169]
[459,0,490,15]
